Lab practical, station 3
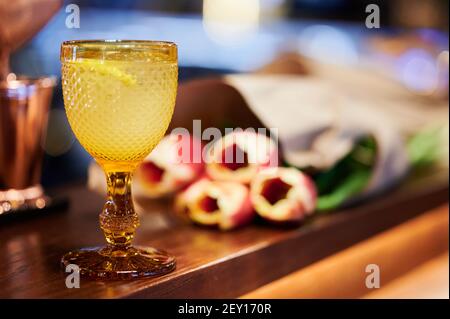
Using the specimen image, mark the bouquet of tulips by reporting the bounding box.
[90,131,317,230]
[135,131,316,230]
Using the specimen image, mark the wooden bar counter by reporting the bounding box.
[0,170,447,298]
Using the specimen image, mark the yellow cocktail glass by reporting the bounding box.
[60,40,177,279]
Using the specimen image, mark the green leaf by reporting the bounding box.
[316,170,371,211]
[314,136,376,211]
[407,126,443,168]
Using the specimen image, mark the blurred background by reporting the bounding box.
[8,0,449,188]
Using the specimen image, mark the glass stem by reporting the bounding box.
[100,171,139,249]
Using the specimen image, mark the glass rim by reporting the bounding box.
[61,39,177,48]
[60,40,177,62]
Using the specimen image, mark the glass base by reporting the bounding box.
[61,245,176,280]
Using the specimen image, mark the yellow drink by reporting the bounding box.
[62,54,177,172]
[60,40,178,280]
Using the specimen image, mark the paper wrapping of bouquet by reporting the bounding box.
[225,57,448,203]
[225,74,409,202]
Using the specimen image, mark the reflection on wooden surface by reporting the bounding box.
[242,205,449,299]
[364,252,448,299]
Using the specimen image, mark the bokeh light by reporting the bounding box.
[298,25,359,65]
[203,0,260,46]
[43,109,75,156]
[396,48,440,94]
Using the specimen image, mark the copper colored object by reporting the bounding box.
[0,76,55,212]
[0,0,62,78]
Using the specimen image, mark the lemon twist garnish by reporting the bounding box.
[70,59,137,86]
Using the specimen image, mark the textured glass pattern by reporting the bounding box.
[62,58,177,167]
